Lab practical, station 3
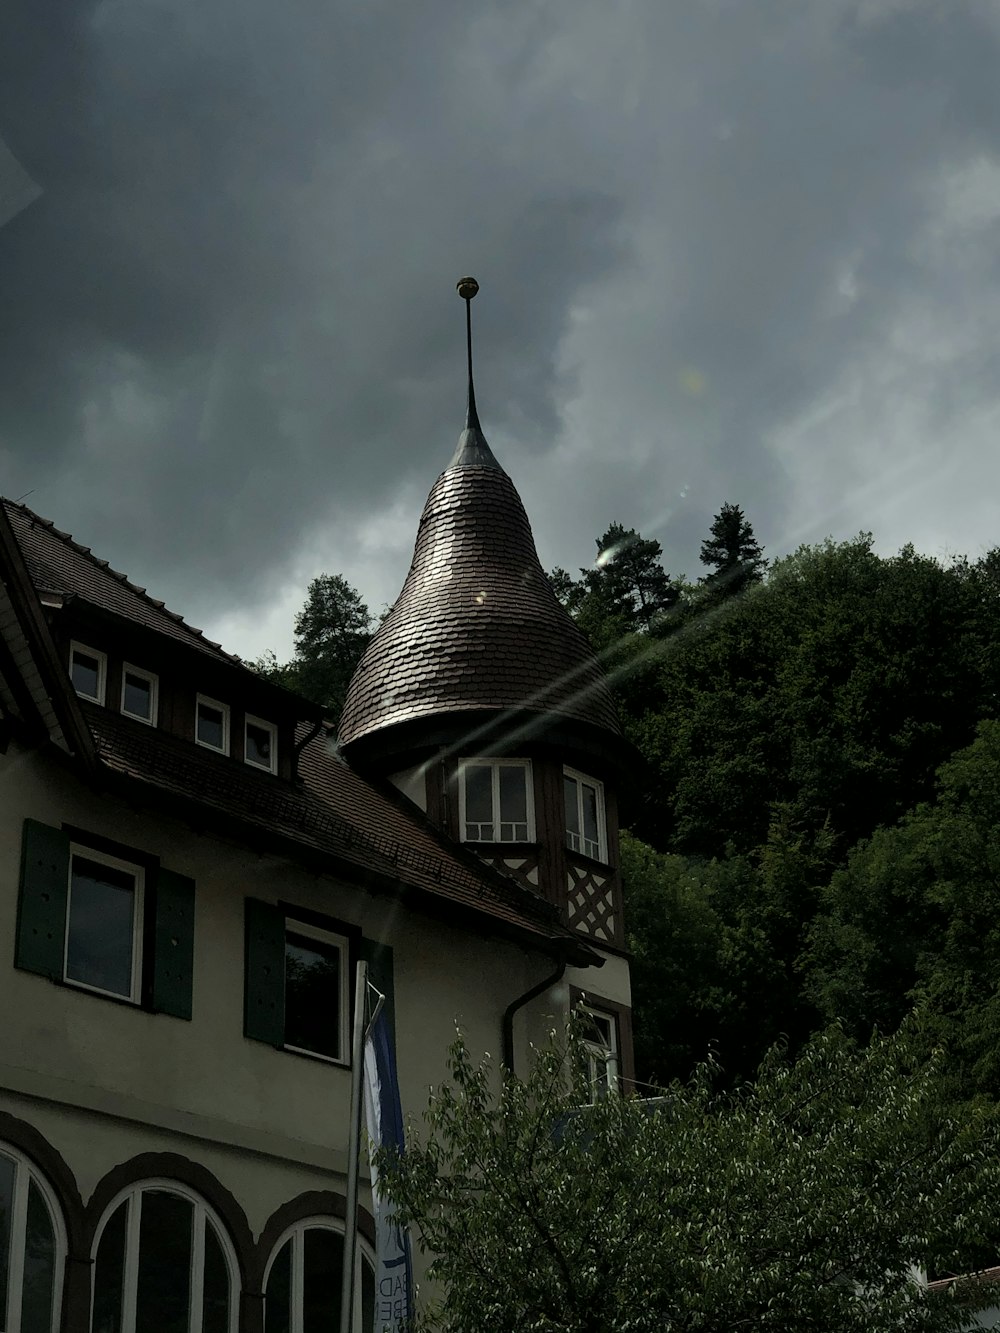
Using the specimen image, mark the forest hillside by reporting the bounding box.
[256,511,1000,1103]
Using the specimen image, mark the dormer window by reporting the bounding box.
[245,714,277,774]
[195,695,229,754]
[121,663,158,725]
[69,642,106,704]
[459,759,533,843]
[563,767,607,862]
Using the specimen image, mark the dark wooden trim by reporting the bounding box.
[251,1189,377,1291]
[535,757,564,911]
[84,1151,255,1296]
[424,755,445,830]
[568,986,637,1092]
[0,505,98,772]
[0,1108,88,1333]
[0,615,47,733]
[343,709,639,785]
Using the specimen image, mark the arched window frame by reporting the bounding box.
[89,1178,238,1333]
[0,1141,67,1333]
[262,1216,375,1333]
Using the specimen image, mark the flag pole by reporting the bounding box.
[340,959,368,1333]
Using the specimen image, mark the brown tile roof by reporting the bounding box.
[2,500,239,666]
[84,704,584,952]
[339,459,622,747]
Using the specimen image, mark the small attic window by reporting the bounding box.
[121,663,158,725]
[195,695,229,754]
[245,715,277,774]
[69,642,106,705]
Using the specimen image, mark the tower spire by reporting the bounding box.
[450,277,502,470]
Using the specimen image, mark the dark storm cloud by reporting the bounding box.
[1,0,998,650]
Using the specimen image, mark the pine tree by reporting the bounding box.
[549,525,679,646]
[699,503,766,595]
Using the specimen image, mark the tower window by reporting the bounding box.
[459,759,533,843]
[579,1005,620,1101]
[563,768,606,862]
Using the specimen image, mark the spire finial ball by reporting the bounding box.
[456,277,479,300]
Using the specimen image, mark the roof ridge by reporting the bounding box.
[2,497,242,666]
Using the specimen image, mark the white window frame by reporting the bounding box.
[283,920,350,1065]
[90,1179,238,1333]
[64,844,144,1003]
[244,713,278,774]
[0,1144,67,1333]
[195,694,230,755]
[69,640,106,705]
[579,1005,620,1102]
[563,766,608,862]
[262,1218,375,1333]
[120,662,158,726]
[458,758,534,844]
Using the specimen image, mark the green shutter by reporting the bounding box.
[360,937,395,1041]
[16,820,70,979]
[151,868,195,1020]
[244,898,285,1047]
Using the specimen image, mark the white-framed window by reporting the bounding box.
[459,758,533,843]
[263,1219,375,1333]
[0,1144,66,1333]
[69,641,106,705]
[580,1006,620,1102]
[244,714,277,774]
[563,767,607,862]
[64,845,143,1003]
[91,1180,237,1333]
[120,663,158,726]
[195,695,230,755]
[283,921,350,1064]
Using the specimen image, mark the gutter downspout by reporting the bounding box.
[291,720,323,781]
[502,949,567,1076]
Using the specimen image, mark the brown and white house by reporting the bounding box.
[0,349,634,1331]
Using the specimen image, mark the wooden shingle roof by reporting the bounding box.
[2,499,239,665]
[339,454,622,749]
[0,493,595,959]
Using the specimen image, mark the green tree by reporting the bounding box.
[377,1025,1000,1333]
[250,573,373,721]
[623,819,833,1089]
[698,501,767,595]
[551,524,678,649]
[630,537,985,858]
[808,719,1000,1100]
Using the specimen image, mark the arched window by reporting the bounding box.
[91,1181,237,1333]
[0,1143,66,1333]
[263,1220,375,1333]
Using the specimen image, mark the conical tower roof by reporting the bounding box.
[338,281,621,759]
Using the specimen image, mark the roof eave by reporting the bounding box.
[92,758,599,966]
[0,505,98,774]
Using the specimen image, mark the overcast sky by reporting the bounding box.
[2,0,999,661]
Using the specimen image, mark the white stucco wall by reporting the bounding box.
[0,739,585,1241]
[386,763,428,812]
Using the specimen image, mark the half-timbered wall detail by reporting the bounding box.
[477,852,540,892]
[565,860,623,946]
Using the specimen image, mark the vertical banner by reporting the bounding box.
[364,1001,413,1332]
